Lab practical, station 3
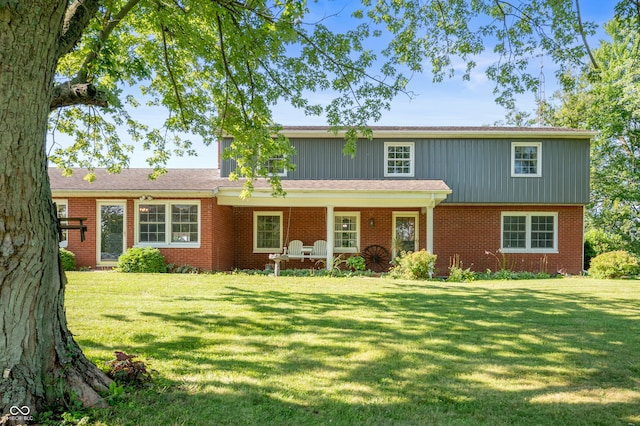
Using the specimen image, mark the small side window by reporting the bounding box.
[54,200,68,248]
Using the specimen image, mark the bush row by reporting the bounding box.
[59,246,640,279]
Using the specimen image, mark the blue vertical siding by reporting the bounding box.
[220,136,590,204]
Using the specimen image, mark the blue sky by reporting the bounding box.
[52,1,614,169]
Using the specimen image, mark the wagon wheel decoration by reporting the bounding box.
[361,244,391,272]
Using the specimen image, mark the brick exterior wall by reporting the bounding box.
[59,197,218,271]
[232,206,428,270]
[433,205,584,275]
[59,197,97,268]
[230,205,584,275]
[58,198,584,275]
[211,199,234,271]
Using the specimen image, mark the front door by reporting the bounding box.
[393,212,419,256]
[97,202,126,265]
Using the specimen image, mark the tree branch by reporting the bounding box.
[160,24,187,125]
[50,82,108,110]
[575,0,599,70]
[75,0,142,82]
[58,0,101,58]
[216,12,249,121]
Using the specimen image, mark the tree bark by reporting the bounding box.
[50,82,108,110]
[0,2,111,423]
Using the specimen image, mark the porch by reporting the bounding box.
[214,180,452,271]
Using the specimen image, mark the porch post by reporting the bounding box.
[326,205,334,270]
[426,205,434,254]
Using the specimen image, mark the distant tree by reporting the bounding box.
[550,16,640,254]
[0,0,626,417]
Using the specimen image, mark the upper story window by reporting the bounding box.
[135,201,200,248]
[254,211,282,253]
[384,142,415,177]
[265,155,287,177]
[501,212,557,253]
[54,200,68,248]
[512,142,542,177]
[334,212,360,253]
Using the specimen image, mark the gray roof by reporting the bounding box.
[218,178,450,192]
[49,168,450,194]
[49,168,220,191]
[275,126,596,139]
[281,125,591,133]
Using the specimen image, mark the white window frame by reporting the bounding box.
[384,142,415,177]
[511,142,542,177]
[501,212,558,253]
[253,211,283,253]
[333,212,360,253]
[265,155,287,177]
[54,199,68,248]
[134,200,201,248]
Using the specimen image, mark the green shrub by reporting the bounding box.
[447,254,475,282]
[584,229,626,269]
[59,248,76,271]
[477,269,553,280]
[447,265,475,282]
[117,247,166,273]
[346,255,366,271]
[390,250,437,280]
[588,250,640,279]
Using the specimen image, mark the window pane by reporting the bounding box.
[531,216,554,248]
[334,215,358,249]
[395,216,416,253]
[139,204,166,243]
[101,205,124,260]
[503,216,526,248]
[386,144,413,175]
[266,156,286,175]
[56,202,68,243]
[171,204,198,242]
[257,215,281,249]
[514,145,538,175]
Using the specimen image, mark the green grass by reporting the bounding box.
[65,272,640,425]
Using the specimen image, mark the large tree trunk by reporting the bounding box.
[0,2,111,423]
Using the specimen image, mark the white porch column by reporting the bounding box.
[326,205,334,270]
[426,205,434,254]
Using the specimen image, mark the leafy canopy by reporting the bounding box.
[49,0,607,194]
[550,15,640,254]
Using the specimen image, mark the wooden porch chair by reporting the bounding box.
[286,240,304,259]
[309,240,327,259]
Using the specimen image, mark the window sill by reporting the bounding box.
[134,243,201,249]
[334,248,359,254]
[501,248,558,254]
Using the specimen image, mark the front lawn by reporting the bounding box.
[65,272,640,425]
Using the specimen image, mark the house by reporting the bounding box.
[50,126,592,274]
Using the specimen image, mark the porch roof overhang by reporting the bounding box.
[214,179,452,208]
